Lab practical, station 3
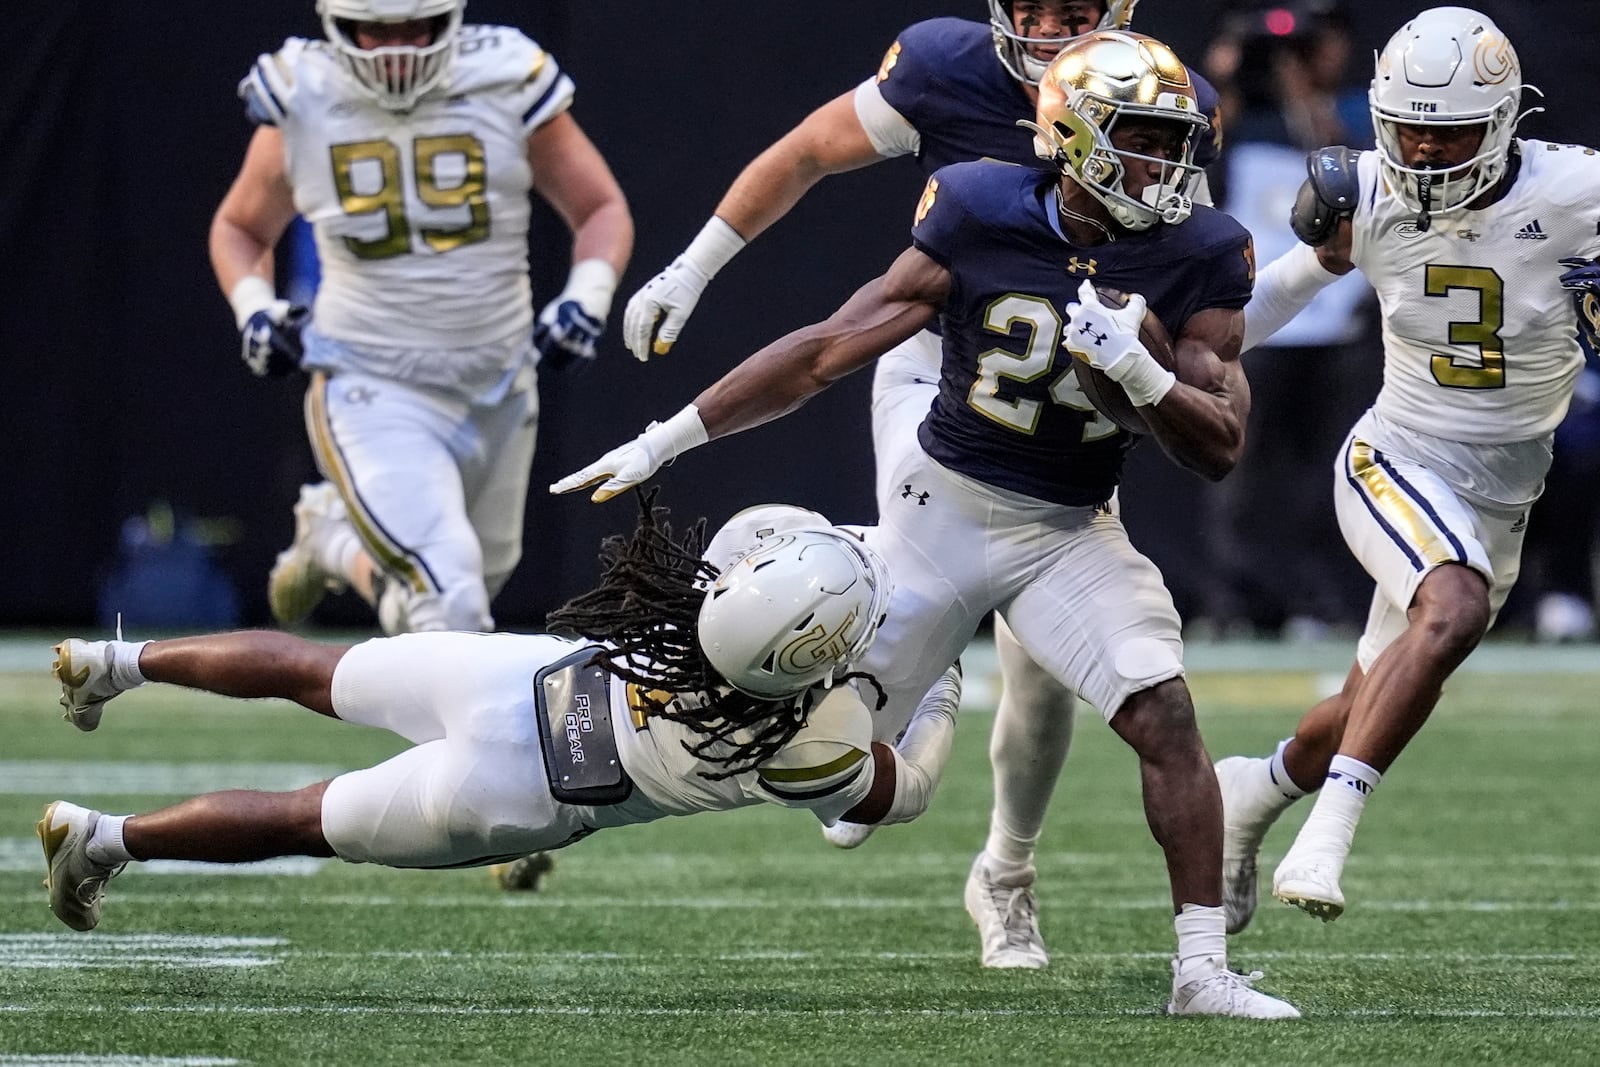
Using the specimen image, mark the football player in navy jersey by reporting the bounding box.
[555,34,1297,1019]
[618,0,1221,971]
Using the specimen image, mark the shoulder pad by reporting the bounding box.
[237,38,318,127]
[1291,146,1362,246]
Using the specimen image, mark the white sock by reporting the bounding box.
[318,523,363,582]
[86,813,135,865]
[107,640,149,691]
[1174,903,1227,976]
[1267,738,1309,800]
[983,653,1074,876]
[1299,754,1382,851]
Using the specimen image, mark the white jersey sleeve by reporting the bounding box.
[750,685,875,824]
[595,679,873,828]
[249,27,568,351]
[1349,140,1600,443]
[853,77,921,159]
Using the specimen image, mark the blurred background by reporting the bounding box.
[4,0,1597,642]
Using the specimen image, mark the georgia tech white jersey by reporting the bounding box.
[241,26,574,349]
[576,679,877,830]
[1350,139,1600,442]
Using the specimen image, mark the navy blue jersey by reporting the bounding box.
[911,161,1254,506]
[874,18,1222,175]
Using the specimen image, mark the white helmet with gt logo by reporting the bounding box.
[698,527,892,700]
[1369,6,1531,219]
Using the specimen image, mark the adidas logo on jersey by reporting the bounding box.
[1514,220,1549,240]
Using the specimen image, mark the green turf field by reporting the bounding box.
[2,642,1597,1065]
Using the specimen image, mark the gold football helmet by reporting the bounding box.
[1021,30,1209,230]
[989,1,1145,85]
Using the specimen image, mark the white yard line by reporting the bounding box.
[0,839,326,877]
[0,762,342,796]
[6,889,1600,912]
[0,1059,243,1067]
[2,1002,1596,1020]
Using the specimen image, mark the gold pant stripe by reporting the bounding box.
[1346,439,1458,568]
[305,372,435,595]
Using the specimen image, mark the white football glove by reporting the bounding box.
[622,258,710,361]
[1062,279,1175,408]
[622,217,746,361]
[549,405,709,502]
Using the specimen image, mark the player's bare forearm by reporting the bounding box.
[569,198,634,276]
[712,91,883,243]
[209,127,297,296]
[695,279,934,438]
[695,250,944,439]
[1144,308,1250,480]
[529,114,635,274]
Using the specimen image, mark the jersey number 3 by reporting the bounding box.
[329,135,491,260]
[969,294,1119,441]
[1425,264,1505,390]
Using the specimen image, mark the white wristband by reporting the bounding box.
[681,217,747,280]
[1107,351,1178,408]
[228,275,278,330]
[561,258,619,320]
[640,404,710,465]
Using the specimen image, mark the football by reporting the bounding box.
[1070,286,1177,435]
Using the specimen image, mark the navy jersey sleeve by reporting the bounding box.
[1191,212,1255,312]
[875,19,964,133]
[1189,69,1223,169]
[908,171,972,271]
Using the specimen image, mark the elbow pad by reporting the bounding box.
[1290,146,1362,247]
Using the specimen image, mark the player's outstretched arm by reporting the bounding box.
[837,666,961,827]
[1142,306,1252,482]
[1241,230,1353,352]
[553,247,946,502]
[622,90,884,361]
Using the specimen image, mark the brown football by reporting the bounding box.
[1069,286,1177,435]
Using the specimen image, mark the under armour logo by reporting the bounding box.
[345,386,378,405]
[1077,322,1108,347]
[1067,257,1097,275]
[901,484,930,506]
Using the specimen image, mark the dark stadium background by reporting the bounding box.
[4,1,1593,627]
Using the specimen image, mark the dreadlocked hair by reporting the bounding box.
[545,489,879,780]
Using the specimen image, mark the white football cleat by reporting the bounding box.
[268,482,351,627]
[1216,755,1274,934]
[1272,850,1347,921]
[1168,958,1301,1019]
[52,639,129,732]
[37,801,125,932]
[964,853,1048,969]
[821,819,877,849]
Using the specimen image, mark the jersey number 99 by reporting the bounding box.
[329,134,491,260]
